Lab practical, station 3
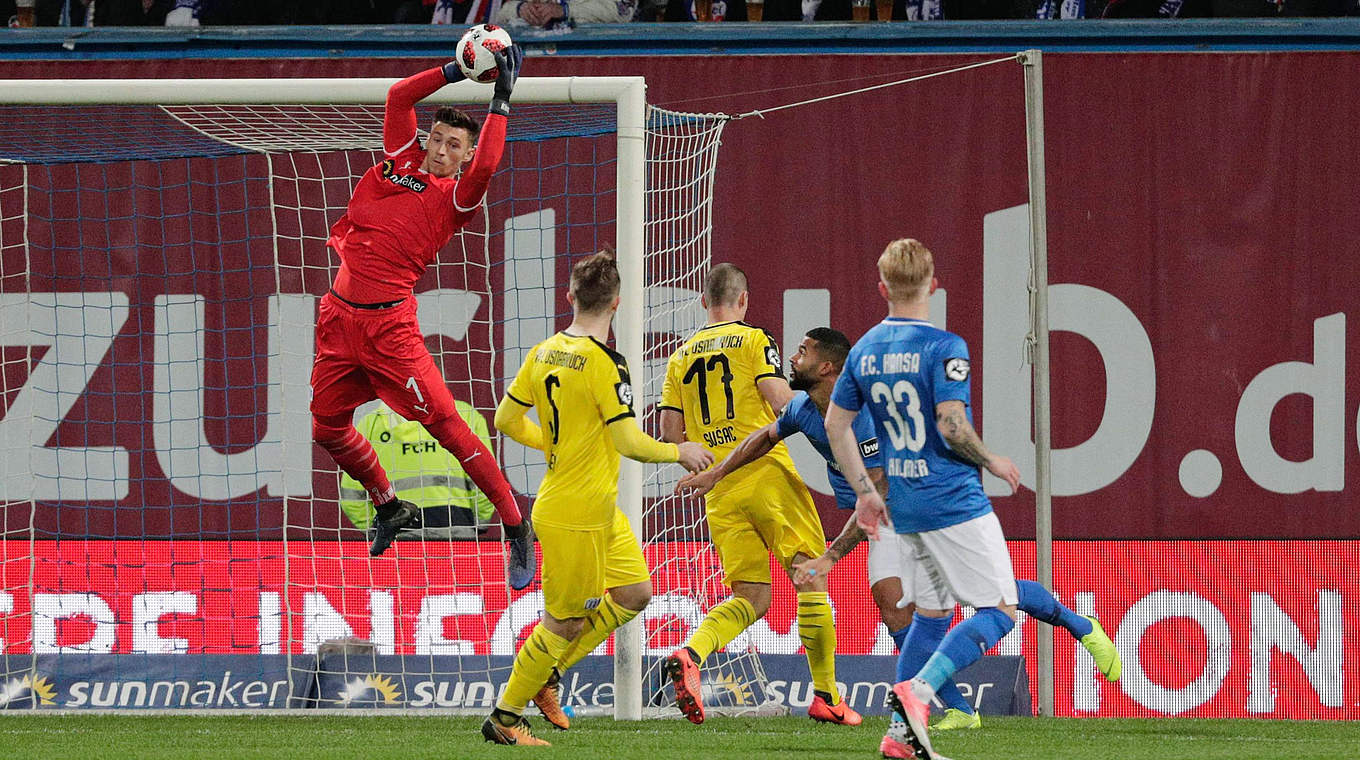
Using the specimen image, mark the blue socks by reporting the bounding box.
[897,591,1079,711]
[889,625,910,653]
[1016,580,1092,639]
[896,613,948,681]
[895,613,972,713]
[916,608,1014,694]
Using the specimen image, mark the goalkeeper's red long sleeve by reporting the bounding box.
[453,112,506,212]
[382,67,449,156]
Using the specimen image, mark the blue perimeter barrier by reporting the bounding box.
[0,654,1031,715]
[0,19,1359,60]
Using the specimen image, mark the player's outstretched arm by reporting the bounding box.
[453,47,522,212]
[493,394,547,452]
[827,401,891,540]
[675,421,780,497]
[383,65,463,157]
[608,417,713,472]
[936,399,1020,492]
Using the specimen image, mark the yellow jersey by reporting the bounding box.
[660,321,798,496]
[505,331,636,530]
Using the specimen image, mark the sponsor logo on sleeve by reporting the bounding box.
[615,382,634,408]
[380,160,428,193]
[944,358,970,382]
[859,437,880,459]
[765,344,781,369]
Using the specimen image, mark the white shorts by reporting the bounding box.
[895,511,1018,610]
[866,531,907,588]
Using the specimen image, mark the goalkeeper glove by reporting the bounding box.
[503,519,530,540]
[490,45,523,117]
[440,59,466,85]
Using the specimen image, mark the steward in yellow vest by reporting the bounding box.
[339,400,495,539]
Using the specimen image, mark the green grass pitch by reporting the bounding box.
[3,714,1358,759]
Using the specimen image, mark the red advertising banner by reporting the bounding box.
[2,539,1356,718]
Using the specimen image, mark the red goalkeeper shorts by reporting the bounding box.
[309,291,457,422]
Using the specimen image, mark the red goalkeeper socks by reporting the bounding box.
[312,415,396,505]
[424,415,524,527]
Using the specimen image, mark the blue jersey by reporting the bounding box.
[830,317,991,533]
[775,392,881,510]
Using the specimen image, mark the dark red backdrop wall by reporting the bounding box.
[7,52,1360,539]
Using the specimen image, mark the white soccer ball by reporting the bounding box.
[455,24,513,84]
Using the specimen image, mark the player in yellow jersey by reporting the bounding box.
[658,263,860,727]
[483,250,713,746]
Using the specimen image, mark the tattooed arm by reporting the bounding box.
[935,399,1020,493]
[826,401,892,540]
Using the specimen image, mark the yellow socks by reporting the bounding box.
[496,622,571,715]
[797,591,840,703]
[558,594,640,672]
[686,596,758,664]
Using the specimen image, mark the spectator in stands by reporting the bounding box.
[162,0,409,24]
[338,400,498,541]
[26,0,168,25]
[429,0,507,24]
[497,0,636,26]
[5,0,25,26]
[1100,0,1345,14]
[1096,0,1209,16]
[664,0,907,19]
[948,0,1026,16]
[665,0,750,19]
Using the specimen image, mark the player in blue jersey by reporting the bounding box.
[676,327,915,653]
[825,239,1120,759]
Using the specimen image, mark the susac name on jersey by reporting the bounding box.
[702,426,738,448]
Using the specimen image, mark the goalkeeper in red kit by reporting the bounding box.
[310,47,536,587]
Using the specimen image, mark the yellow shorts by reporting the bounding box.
[535,507,651,620]
[705,460,826,587]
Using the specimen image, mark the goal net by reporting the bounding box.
[0,77,764,715]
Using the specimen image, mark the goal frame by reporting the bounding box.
[0,75,651,720]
